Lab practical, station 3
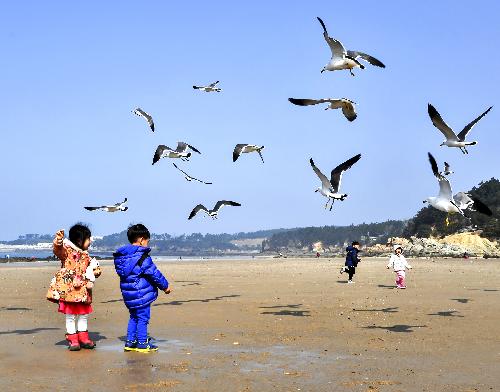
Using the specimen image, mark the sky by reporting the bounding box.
[1,1,499,240]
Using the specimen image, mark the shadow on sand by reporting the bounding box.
[377,284,396,289]
[363,324,427,333]
[427,310,464,317]
[353,307,398,313]
[0,307,32,311]
[451,298,470,304]
[154,294,240,307]
[174,280,202,287]
[0,327,60,336]
[101,299,124,304]
[259,304,311,317]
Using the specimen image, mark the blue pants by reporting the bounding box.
[127,305,151,343]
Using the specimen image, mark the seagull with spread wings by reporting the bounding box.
[288,97,357,121]
[424,153,492,224]
[172,163,212,184]
[153,142,201,165]
[310,154,361,211]
[233,144,265,163]
[317,17,385,76]
[188,200,241,220]
[428,103,492,154]
[132,108,154,132]
[193,81,222,92]
[84,198,128,212]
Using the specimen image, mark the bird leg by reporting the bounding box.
[329,199,334,211]
[349,69,355,77]
[445,215,450,226]
[464,147,469,154]
[324,199,330,210]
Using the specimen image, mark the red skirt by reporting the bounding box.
[58,301,93,315]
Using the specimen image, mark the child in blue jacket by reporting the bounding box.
[113,224,171,353]
[340,241,361,283]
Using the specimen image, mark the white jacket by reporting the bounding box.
[387,254,411,271]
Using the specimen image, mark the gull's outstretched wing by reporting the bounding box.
[188,204,209,220]
[212,200,241,213]
[133,108,154,132]
[330,154,361,193]
[347,50,385,67]
[457,106,492,141]
[233,144,246,162]
[84,206,103,211]
[176,142,201,154]
[470,196,493,216]
[317,17,345,59]
[288,98,325,106]
[153,145,170,165]
[341,100,357,121]
[428,152,452,199]
[310,158,332,191]
[428,104,458,141]
[114,198,128,207]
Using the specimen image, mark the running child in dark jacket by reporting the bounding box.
[340,241,361,283]
[113,224,171,353]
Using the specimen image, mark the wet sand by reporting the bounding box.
[0,257,498,391]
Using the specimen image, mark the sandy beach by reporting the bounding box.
[1,257,499,391]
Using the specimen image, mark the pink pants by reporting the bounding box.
[395,270,406,288]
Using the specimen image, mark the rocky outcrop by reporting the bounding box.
[367,232,500,258]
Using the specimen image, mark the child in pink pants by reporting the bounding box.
[387,245,412,289]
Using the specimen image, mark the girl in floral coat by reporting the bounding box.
[46,224,101,351]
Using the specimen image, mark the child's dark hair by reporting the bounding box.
[351,241,360,246]
[69,224,91,249]
[127,224,150,243]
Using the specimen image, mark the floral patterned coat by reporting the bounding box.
[46,238,100,304]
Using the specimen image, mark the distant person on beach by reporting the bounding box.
[387,245,412,289]
[113,224,171,353]
[46,224,102,351]
[340,241,361,284]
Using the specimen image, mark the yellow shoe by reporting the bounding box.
[135,341,158,353]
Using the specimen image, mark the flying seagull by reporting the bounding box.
[172,163,212,184]
[442,162,453,176]
[288,97,357,121]
[310,154,361,211]
[193,81,222,92]
[424,153,492,223]
[84,198,128,212]
[153,142,201,165]
[428,103,492,154]
[132,108,154,132]
[233,144,265,163]
[317,17,385,76]
[188,200,241,220]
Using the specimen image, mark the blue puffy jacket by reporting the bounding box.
[345,245,361,267]
[113,245,169,309]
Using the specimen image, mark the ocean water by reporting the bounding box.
[0,249,260,261]
[0,250,54,259]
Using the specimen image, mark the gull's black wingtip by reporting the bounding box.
[316,17,327,32]
[427,103,438,115]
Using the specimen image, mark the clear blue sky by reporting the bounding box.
[1,1,499,240]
